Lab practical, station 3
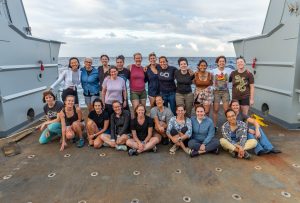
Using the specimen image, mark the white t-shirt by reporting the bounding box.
[210,68,233,91]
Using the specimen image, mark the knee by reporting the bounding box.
[219,138,227,146]
[170,128,178,136]
[93,141,102,149]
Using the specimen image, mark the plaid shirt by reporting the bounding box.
[221,120,248,147]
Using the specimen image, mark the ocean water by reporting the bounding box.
[57,57,236,107]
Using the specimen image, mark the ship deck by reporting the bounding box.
[0,110,300,203]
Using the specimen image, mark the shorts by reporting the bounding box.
[84,95,99,105]
[103,133,131,140]
[213,90,230,104]
[237,97,250,106]
[130,90,147,100]
[194,87,213,105]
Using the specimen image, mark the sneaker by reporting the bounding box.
[230,151,238,158]
[116,145,127,151]
[128,148,138,156]
[270,148,282,154]
[161,137,170,145]
[184,148,192,155]
[169,144,179,153]
[152,145,158,153]
[243,151,251,160]
[77,138,85,148]
[102,142,110,147]
[190,149,199,158]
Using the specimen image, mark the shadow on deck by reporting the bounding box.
[0,109,300,203]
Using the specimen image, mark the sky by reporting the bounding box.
[23,0,270,57]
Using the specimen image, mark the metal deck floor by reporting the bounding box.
[0,116,300,203]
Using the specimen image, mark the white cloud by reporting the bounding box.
[175,44,183,49]
[189,42,199,52]
[22,0,270,56]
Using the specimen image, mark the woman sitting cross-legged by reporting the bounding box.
[230,99,281,155]
[86,98,110,149]
[101,100,130,151]
[220,109,257,159]
[59,95,85,151]
[166,104,192,154]
[188,105,220,157]
[126,104,160,156]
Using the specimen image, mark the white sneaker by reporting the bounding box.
[169,144,179,153]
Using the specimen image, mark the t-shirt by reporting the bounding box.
[157,65,177,93]
[150,106,174,124]
[210,68,232,91]
[229,70,254,100]
[174,70,195,94]
[129,64,145,92]
[145,66,160,97]
[236,112,249,123]
[88,110,109,129]
[98,65,110,91]
[130,116,153,141]
[117,68,130,83]
[102,76,126,104]
[43,101,64,120]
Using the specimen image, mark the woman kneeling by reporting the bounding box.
[86,99,110,148]
[126,104,159,156]
[59,95,85,151]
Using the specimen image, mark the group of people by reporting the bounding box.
[39,53,281,159]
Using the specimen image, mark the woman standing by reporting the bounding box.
[50,57,81,104]
[229,56,254,115]
[39,90,64,144]
[102,67,127,116]
[157,56,177,115]
[193,59,213,116]
[59,95,85,151]
[115,55,130,111]
[230,99,281,155]
[126,104,159,156]
[86,99,110,149]
[166,104,192,154]
[128,52,147,117]
[81,57,100,112]
[188,105,220,157]
[175,57,195,117]
[211,56,232,133]
[145,52,160,107]
[98,55,111,98]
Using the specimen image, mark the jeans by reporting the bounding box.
[188,138,220,152]
[247,127,274,154]
[161,91,176,115]
[39,122,62,144]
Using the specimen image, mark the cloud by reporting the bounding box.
[175,44,183,49]
[22,0,270,56]
[189,42,199,52]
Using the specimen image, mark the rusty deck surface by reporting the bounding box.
[0,111,300,203]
